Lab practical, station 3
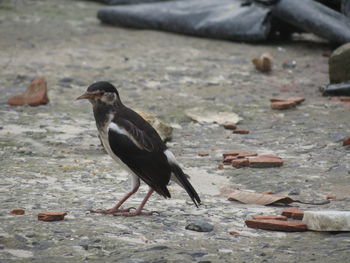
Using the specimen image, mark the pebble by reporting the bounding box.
[185,220,214,232]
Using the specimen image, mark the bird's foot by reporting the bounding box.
[90,207,136,215]
[112,210,159,217]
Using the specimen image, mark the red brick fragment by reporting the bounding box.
[7,77,49,106]
[223,152,240,158]
[245,219,307,232]
[252,215,288,221]
[10,209,25,215]
[223,123,237,130]
[228,230,240,235]
[270,97,305,104]
[38,212,67,222]
[223,156,238,165]
[326,195,336,200]
[198,152,209,157]
[343,137,350,146]
[271,101,297,110]
[249,156,283,168]
[258,154,282,159]
[233,129,250,134]
[232,158,250,168]
[281,207,304,220]
[237,152,258,158]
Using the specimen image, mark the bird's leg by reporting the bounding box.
[113,188,158,217]
[90,178,140,214]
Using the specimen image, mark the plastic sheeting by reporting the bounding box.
[96,0,350,44]
[97,0,272,42]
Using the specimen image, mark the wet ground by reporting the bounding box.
[0,0,350,262]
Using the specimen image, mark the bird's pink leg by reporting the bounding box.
[90,183,140,214]
[113,188,158,217]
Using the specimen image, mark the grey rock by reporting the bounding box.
[329,43,350,83]
[185,220,214,232]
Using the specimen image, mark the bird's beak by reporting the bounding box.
[76,92,97,100]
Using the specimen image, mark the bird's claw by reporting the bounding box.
[112,210,159,217]
[90,207,136,214]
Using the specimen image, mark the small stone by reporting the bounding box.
[228,230,239,235]
[326,195,336,200]
[252,215,288,221]
[38,212,67,222]
[217,163,224,169]
[252,52,273,73]
[185,220,214,232]
[232,158,250,168]
[245,219,307,232]
[222,122,237,130]
[271,101,297,110]
[7,77,49,106]
[233,129,250,134]
[343,137,350,146]
[281,207,304,220]
[329,43,350,84]
[198,152,209,157]
[10,209,25,215]
[302,211,350,231]
[249,156,283,168]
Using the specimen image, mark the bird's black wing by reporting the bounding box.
[107,117,171,198]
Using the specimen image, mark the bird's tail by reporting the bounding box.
[170,164,201,207]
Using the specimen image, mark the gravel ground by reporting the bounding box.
[0,0,350,262]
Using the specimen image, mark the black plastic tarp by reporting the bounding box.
[96,0,350,44]
[98,0,272,42]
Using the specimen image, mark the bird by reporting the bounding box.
[77,81,201,216]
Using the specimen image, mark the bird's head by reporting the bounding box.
[76,81,121,106]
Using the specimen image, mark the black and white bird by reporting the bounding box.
[77,81,201,216]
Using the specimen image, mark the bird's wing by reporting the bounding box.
[107,119,171,198]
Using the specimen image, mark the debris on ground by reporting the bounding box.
[222,122,237,130]
[38,212,67,222]
[302,211,350,231]
[222,152,283,168]
[328,42,350,84]
[252,215,288,221]
[321,81,350,96]
[198,152,209,157]
[136,110,173,142]
[343,137,350,146]
[245,219,307,232]
[281,207,304,220]
[185,220,214,232]
[10,209,25,215]
[185,108,241,125]
[326,194,337,200]
[226,189,294,205]
[252,52,273,73]
[7,77,49,106]
[270,97,305,110]
[232,129,250,134]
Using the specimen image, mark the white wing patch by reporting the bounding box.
[108,122,143,149]
[164,149,178,165]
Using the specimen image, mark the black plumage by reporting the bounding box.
[77,81,201,216]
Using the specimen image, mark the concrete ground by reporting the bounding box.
[0,0,349,262]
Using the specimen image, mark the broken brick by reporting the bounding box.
[245,219,307,232]
[233,129,250,134]
[252,215,288,221]
[258,154,282,159]
[228,230,240,235]
[38,212,67,222]
[281,207,304,220]
[223,152,240,158]
[223,156,238,165]
[271,101,297,110]
[249,156,283,168]
[7,77,49,106]
[343,137,350,146]
[232,158,249,168]
[222,123,237,130]
[10,209,25,215]
[237,152,258,158]
[270,97,305,104]
[326,195,336,200]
